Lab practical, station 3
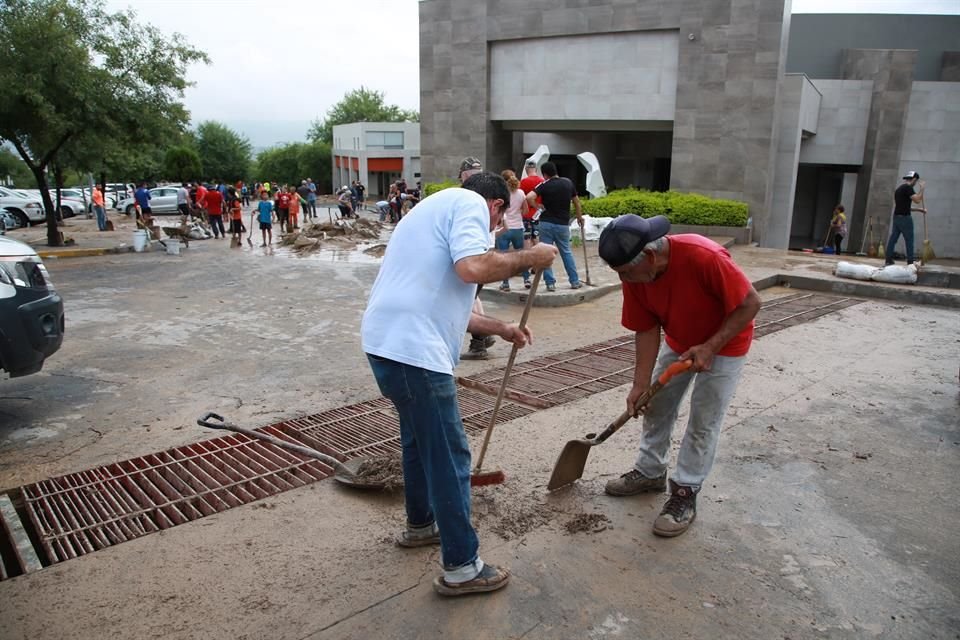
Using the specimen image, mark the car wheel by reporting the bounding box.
[8,208,29,227]
[125,204,136,216]
[60,205,75,219]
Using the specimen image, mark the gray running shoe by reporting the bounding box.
[604,469,667,496]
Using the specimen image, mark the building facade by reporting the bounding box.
[419,1,960,256]
[331,122,420,198]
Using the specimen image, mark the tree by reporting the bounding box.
[308,87,418,145]
[0,149,33,187]
[253,141,332,193]
[0,0,207,245]
[195,121,252,183]
[164,146,203,183]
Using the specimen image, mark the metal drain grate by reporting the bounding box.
[0,291,863,577]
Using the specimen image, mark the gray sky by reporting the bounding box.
[105,0,960,150]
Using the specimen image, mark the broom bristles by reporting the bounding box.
[470,469,506,487]
[922,239,936,263]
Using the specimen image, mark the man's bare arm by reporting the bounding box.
[455,244,557,284]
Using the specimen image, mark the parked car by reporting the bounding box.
[0,209,22,233]
[115,186,180,215]
[17,189,87,218]
[0,235,64,378]
[0,186,44,226]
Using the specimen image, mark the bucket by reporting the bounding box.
[132,229,148,252]
[165,238,181,256]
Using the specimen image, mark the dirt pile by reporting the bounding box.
[563,513,610,534]
[355,455,404,491]
[472,487,562,540]
[281,218,383,252]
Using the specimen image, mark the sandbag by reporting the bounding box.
[872,263,918,284]
[568,215,613,241]
[834,261,877,281]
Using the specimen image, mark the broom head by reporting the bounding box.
[922,239,936,263]
[470,469,506,487]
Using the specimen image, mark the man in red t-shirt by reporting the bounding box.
[203,187,225,239]
[597,214,761,537]
[518,161,543,245]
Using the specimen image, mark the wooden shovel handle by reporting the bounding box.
[592,360,693,444]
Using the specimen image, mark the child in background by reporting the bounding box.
[257,190,274,247]
[831,204,847,255]
[229,193,244,246]
[287,185,301,230]
[276,186,291,232]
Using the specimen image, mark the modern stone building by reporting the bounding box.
[331,122,420,198]
[419,1,960,257]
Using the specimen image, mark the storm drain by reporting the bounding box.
[0,291,862,578]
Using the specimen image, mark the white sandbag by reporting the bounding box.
[569,215,613,241]
[835,261,878,281]
[872,263,918,284]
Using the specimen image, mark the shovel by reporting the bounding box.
[546,359,692,491]
[197,412,393,490]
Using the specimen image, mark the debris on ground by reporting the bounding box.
[363,244,387,258]
[355,455,404,490]
[472,488,559,540]
[564,513,611,534]
[853,452,873,460]
[281,218,383,253]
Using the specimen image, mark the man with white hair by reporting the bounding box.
[597,215,761,537]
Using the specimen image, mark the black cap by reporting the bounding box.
[598,214,671,267]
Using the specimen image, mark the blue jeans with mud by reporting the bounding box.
[366,354,478,571]
[885,214,915,264]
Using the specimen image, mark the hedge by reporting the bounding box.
[581,189,748,227]
[423,180,458,197]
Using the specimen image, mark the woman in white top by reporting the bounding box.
[496,169,530,291]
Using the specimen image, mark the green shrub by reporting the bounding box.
[423,180,458,197]
[581,188,748,227]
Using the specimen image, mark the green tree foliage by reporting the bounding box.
[195,121,252,183]
[254,141,331,193]
[308,87,418,145]
[0,0,207,245]
[164,146,203,183]
[0,148,33,187]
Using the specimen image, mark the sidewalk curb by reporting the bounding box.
[36,245,134,259]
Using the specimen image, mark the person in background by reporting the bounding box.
[830,204,847,255]
[177,182,192,223]
[92,183,107,231]
[306,178,317,218]
[203,184,226,239]
[256,190,274,246]
[229,189,244,246]
[134,182,152,221]
[526,161,583,292]
[519,160,543,248]
[287,185,303,230]
[496,169,530,291]
[276,186,291,232]
[885,170,925,266]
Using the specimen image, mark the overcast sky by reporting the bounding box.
[104,0,960,150]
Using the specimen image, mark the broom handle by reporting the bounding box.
[921,194,928,241]
[474,270,542,472]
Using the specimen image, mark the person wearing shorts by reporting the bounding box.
[256,191,274,246]
[229,195,244,245]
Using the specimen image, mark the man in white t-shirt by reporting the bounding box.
[361,172,557,597]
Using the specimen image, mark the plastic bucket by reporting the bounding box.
[165,238,181,256]
[132,229,148,252]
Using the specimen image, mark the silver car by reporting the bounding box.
[115,187,180,215]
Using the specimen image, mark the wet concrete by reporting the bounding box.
[0,231,957,639]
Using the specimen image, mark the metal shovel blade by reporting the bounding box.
[546,438,597,491]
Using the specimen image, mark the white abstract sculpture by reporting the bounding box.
[577,152,607,199]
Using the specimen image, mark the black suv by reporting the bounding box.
[0,236,64,377]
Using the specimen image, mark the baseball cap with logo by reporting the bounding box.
[598,214,671,268]
[902,170,920,180]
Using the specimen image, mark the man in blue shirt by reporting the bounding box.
[134,182,151,218]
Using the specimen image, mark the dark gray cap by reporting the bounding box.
[598,214,671,267]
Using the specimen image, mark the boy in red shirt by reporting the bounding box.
[597,214,761,537]
[276,187,291,233]
[229,193,244,246]
[518,161,543,247]
[203,187,225,239]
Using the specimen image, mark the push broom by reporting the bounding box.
[470,270,542,487]
[920,194,935,264]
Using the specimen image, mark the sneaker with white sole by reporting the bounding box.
[652,481,698,537]
[396,522,440,548]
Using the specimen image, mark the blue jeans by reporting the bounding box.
[537,220,579,286]
[93,205,106,231]
[634,344,746,489]
[885,215,915,264]
[366,354,479,571]
[496,228,528,286]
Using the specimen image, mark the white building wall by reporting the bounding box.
[798,80,873,166]
[900,81,960,258]
[489,31,678,122]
